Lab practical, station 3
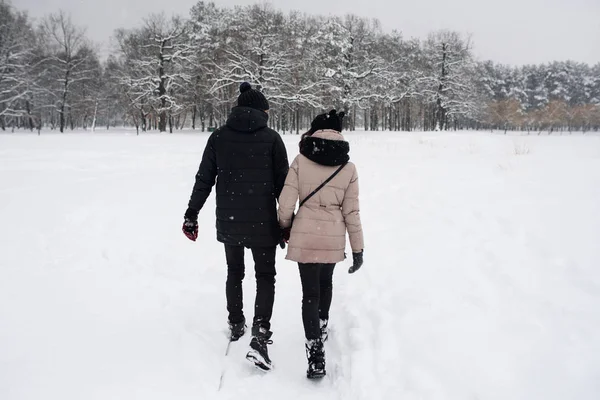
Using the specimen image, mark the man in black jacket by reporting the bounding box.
[182,82,288,371]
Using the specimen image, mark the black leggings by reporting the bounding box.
[298,263,336,340]
[224,244,276,331]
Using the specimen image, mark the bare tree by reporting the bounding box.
[486,99,523,133]
[38,11,95,132]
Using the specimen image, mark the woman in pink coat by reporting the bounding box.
[278,110,364,379]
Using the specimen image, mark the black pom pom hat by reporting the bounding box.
[237,82,270,111]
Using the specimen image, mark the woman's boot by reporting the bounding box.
[305,338,326,379]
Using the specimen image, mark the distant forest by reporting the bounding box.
[1,0,599,133]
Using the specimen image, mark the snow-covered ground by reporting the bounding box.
[1,130,600,400]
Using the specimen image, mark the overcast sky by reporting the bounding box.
[14,0,600,65]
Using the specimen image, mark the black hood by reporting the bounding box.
[226,106,269,133]
[300,136,350,166]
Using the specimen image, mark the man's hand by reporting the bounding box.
[182,215,198,242]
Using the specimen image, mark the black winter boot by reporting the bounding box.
[305,338,326,379]
[320,319,329,342]
[228,318,246,341]
[246,326,273,371]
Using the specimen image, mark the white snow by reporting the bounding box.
[1,131,600,400]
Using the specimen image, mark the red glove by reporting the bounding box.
[182,217,198,241]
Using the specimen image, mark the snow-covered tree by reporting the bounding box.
[0,1,39,130]
[316,16,389,124]
[3,1,599,133]
[422,31,479,130]
[115,14,194,133]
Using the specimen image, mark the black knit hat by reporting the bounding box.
[310,110,346,133]
[237,82,269,111]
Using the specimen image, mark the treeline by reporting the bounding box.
[1,0,599,134]
[480,62,600,133]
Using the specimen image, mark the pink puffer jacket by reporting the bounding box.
[278,129,364,264]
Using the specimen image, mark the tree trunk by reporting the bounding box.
[59,107,66,133]
[159,110,167,132]
[105,100,111,130]
[157,38,168,132]
[436,43,448,131]
[133,114,139,136]
[276,111,281,132]
[192,103,197,130]
[140,109,146,132]
[59,66,71,133]
[406,100,412,132]
[26,100,35,131]
[91,99,99,132]
[180,113,187,130]
[68,106,74,130]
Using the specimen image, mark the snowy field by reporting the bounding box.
[1,130,600,400]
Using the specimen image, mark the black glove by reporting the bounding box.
[348,250,363,274]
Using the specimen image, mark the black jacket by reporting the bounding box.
[187,107,289,247]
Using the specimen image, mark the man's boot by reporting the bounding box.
[246,326,273,371]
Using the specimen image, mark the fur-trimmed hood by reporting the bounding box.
[299,129,350,166]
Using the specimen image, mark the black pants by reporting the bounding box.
[224,244,276,331]
[298,263,336,340]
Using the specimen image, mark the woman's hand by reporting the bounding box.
[348,250,364,274]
